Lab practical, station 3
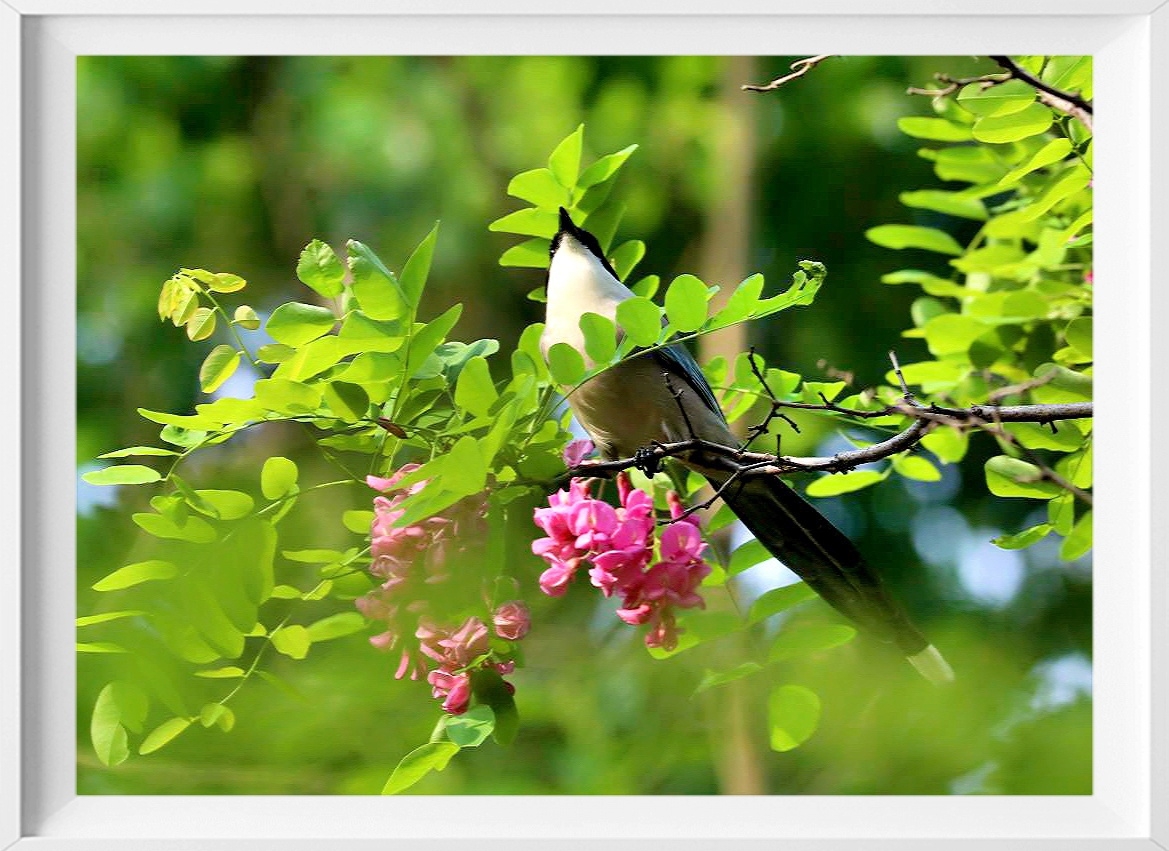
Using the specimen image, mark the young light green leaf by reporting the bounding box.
[139,717,193,755]
[866,225,963,256]
[261,456,298,500]
[805,469,886,498]
[1064,317,1092,359]
[209,273,246,294]
[609,239,646,282]
[454,356,498,417]
[548,124,584,188]
[191,489,254,520]
[296,239,345,298]
[1060,510,1092,561]
[631,274,660,299]
[747,582,817,625]
[399,223,439,310]
[82,464,162,486]
[488,208,559,238]
[956,79,1035,116]
[728,539,771,577]
[897,116,972,142]
[664,274,710,332]
[768,684,822,752]
[382,741,460,795]
[270,625,312,660]
[91,684,130,767]
[693,663,764,696]
[892,454,941,482]
[615,297,663,347]
[998,138,1073,187]
[93,559,178,591]
[769,624,857,662]
[194,666,247,679]
[546,342,586,386]
[971,102,1054,144]
[579,312,617,364]
[76,642,129,654]
[186,307,217,341]
[199,344,241,393]
[322,381,370,422]
[921,427,969,464]
[305,612,367,643]
[348,239,407,321]
[444,705,496,748]
[993,523,1052,550]
[506,168,567,208]
[985,456,1062,498]
[343,509,375,534]
[98,446,180,459]
[255,378,321,414]
[76,610,146,627]
[577,143,638,188]
[232,305,261,330]
[898,190,987,221]
[266,302,336,348]
[499,237,551,269]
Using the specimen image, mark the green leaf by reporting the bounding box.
[664,274,710,332]
[769,624,856,662]
[209,273,246,294]
[971,102,1054,144]
[185,307,217,341]
[631,274,660,299]
[1060,510,1092,561]
[348,239,407,321]
[993,523,1052,550]
[488,208,559,238]
[93,559,177,591]
[577,143,638,188]
[548,124,584,188]
[898,190,986,221]
[998,138,1073,187]
[609,239,646,282]
[444,435,488,495]
[266,302,336,348]
[199,702,232,729]
[444,705,496,748]
[747,582,817,625]
[768,684,821,752]
[499,237,550,269]
[194,666,246,679]
[305,612,366,643]
[343,510,375,534]
[399,223,439,310]
[897,116,972,142]
[985,456,1062,498]
[1019,169,1093,222]
[139,717,193,755]
[322,381,370,422]
[255,378,321,414]
[713,274,765,326]
[928,146,1007,184]
[132,512,217,543]
[579,312,617,364]
[192,489,254,520]
[232,305,261,330]
[454,356,498,417]
[506,168,567,208]
[1004,422,1084,452]
[98,446,179,459]
[921,427,969,464]
[805,469,886,497]
[382,741,460,795]
[261,456,298,500]
[199,344,241,394]
[956,79,1036,116]
[546,342,586,386]
[270,625,312,660]
[91,684,130,766]
[923,313,989,358]
[257,343,295,364]
[615,296,663,347]
[892,454,941,482]
[728,539,771,577]
[1064,317,1092,359]
[296,239,345,298]
[866,225,963,256]
[76,610,146,627]
[76,642,129,654]
[693,663,764,696]
[82,464,162,486]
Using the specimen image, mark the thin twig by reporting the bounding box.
[742,55,833,93]
[989,56,1092,115]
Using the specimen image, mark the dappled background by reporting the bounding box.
[77,55,1091,795]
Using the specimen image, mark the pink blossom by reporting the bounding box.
[563,438,596,467]
[369,630,395,650]
[428,669,472,715]
[416,616,490,669]
[538,558,580,597]
[395,648,427,681]
[493,601,531,641]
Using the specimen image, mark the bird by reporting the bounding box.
[541,206,953,684]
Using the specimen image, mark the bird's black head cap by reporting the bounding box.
[550,207,619,279]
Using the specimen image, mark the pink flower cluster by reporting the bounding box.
[356,466,530,715]
[532,473,711,651]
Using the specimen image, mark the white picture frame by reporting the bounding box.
[3,3,1164,848]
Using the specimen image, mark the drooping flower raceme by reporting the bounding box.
[356,467,528,715]
[531,472,712,651]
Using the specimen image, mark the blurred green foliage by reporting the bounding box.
[78,55,1090,795]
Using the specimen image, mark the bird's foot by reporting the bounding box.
[633,444,663,477]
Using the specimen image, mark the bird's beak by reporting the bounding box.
[558,207,575,233]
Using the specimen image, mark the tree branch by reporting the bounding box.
[742,55,833,93]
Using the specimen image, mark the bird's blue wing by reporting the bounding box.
[651,343,728,425]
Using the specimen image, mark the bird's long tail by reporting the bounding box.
[710,471,954,684]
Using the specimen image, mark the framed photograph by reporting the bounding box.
[5,3,1164,848]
